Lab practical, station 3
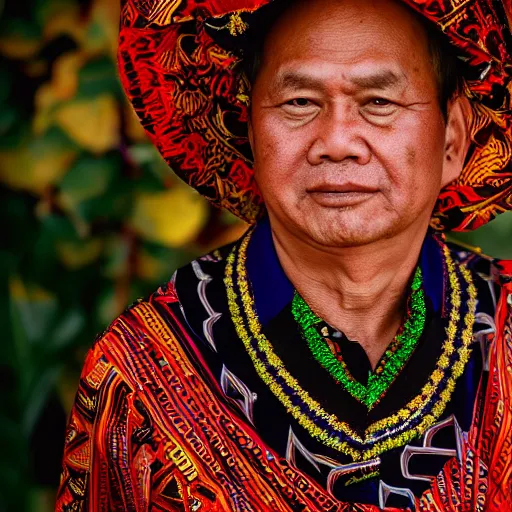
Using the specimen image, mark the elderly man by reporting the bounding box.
[56,0,512,510]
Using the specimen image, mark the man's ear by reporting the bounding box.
[441,95,471,187]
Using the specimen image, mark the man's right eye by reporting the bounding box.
[285,98,312,107]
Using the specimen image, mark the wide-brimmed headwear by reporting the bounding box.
[118,0,512,231]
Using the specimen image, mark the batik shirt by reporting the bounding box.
[56,218,512,511]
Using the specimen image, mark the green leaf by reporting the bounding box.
[128,143,175,189]
[449,211,512,259]
[22,364,61,436]
[0,105,18,136]
[0,126,78,194]
[33,0,79,28]
[11,286,58,346]
[0,69,13,104]
[59,153,121,206]
[49,308,86,351]
[95,284,123,328]
[76,56,123,100]
[0,120,31,150]
[0,19,41,60]
[103,235,130,279]
[137,241,193,285]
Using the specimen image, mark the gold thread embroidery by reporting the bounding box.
[225,247,363,460]
[225,231,477,461]
[366,246,476,440]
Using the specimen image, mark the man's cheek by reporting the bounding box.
[406,146,416,167]
[255,128,281,160]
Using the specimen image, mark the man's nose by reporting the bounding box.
[307,106,371,165]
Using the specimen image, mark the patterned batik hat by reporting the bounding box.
[118,0,512,231]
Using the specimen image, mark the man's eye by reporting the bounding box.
[369,98,392,106]
[285,98,313,107]
[363,98,398,118]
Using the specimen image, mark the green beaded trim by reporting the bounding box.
[292,267,427,409]
[225,229,477,461]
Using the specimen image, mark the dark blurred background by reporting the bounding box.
[0,0,511,510]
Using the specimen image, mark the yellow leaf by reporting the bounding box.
[43,6,87,45]
[51,52,84,100]
[54,95,120,153]
[131,187,208,247]
[136,249,168,281]
[56,239,103,269]
[9,277,54,302]
[0,141,76,194]
[0,36,41,59]
[85,0,121,57]
[33,52,87,134]
[33,84,60,134]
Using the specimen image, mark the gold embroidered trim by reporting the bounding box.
[225,231,477,461]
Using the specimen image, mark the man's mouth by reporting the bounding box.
[307,183,378,194]
[307,183,378,207]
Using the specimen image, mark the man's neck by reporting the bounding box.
[270,222,429,369]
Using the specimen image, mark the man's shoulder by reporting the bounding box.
[80,297,192,396]
[111,236,238,329]
[446,238,512,284]
[81,238,240,385]
[155,237,237,300]
[446,240,512,329]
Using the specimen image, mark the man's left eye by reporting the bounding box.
[286,98,312,107]
[363,98,398,118]
[369,98,392,106]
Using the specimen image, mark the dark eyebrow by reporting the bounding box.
[350,70,404,90]
[271,69,405,93]
[272,72,325,92]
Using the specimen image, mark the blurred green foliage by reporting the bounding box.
[0,0,510,511]
[0,0,246,510]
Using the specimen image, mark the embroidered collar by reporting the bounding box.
[225,225,477,461]
[246,216,445,327]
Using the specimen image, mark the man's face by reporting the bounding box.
[249,0,459,248]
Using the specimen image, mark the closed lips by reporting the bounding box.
[307,184,378,193]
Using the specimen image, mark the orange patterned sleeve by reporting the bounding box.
[55,300,385,512]
[55,340,174,511]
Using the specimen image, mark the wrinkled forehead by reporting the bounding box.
[261,0,429,62]
[252,0,435,90]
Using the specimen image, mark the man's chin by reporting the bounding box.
[295,214,402,249]
[269,200,409,248]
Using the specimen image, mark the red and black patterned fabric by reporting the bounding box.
[118,0,512,231]
[55,230,512,510]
